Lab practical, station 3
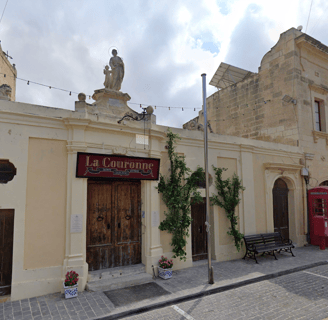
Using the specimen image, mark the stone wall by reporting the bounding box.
[194,27,328,188]
[204,28,304,146]
[0,46,16,101]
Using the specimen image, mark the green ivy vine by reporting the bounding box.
[211,167,245,251]
[157,129,204,261]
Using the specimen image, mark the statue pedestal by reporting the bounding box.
[92,88,131,108]
[91,88,133,115]
[75,88,134,118]
[74,88,156,124]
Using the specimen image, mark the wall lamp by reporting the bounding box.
[117,106,154,124]
[282,95,297,105]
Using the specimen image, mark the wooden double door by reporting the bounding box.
[273,178,289,240]
[87,180,141,271]
[0,209,14,296]
[191,198,208,261]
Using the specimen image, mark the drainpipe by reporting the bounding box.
[301,161,310,243]
[304,176,310,244]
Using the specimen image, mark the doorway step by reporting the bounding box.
[0,295,10,304]
[86,264,153,292]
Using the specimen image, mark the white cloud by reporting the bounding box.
[1,0,327,127]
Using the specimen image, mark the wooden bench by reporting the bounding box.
[243,232,295,264]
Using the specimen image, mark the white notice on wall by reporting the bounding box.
[136,134,149,145]
[151,211,159,227]
[71,214,83,233]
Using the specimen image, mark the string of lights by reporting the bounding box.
[129,102,200,111]
[0,72,201,111]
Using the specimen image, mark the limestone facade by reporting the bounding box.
[185,27,328,188]
[0,90,307,301]
[0,37,313,301]
[0,43,16,101]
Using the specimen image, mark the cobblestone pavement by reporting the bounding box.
[1,245,328,320]
[124,265,328,320]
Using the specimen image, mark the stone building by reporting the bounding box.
[0,42,16,101]
[0,42,308,301]
[185,27,328,189]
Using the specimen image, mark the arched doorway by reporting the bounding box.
[320,180,328,186]
[273,178,289,240]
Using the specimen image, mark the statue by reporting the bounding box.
[103,65,112,89]
[0,84,12,100]
[109,49,124,91]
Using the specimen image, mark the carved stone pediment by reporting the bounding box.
[112,147,128,155]
[264,163,303,179]
[309,84,328,95]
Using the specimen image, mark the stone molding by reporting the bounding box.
[305,153,315,160]
[309,84,328,95]
[66,141,87,153]
[313,130,328,145]
[264,163,303,179]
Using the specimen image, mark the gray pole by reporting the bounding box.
[201,73,214,284]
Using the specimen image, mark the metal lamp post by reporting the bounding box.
[202,73,214,284]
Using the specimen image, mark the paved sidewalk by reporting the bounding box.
[1,245,328,320]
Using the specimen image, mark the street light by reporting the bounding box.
[201,73,214,284]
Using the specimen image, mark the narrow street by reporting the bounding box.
[123,265,328,320]
[2,247,328,320]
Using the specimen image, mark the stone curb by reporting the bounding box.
[95,260,328,320]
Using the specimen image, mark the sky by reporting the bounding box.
[1,0,328,128]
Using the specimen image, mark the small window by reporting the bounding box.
[314,100,321,131]
[313,198,327,216]
[314,100,325,132]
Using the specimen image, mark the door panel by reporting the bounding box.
[191,198,208,261]
[273,179,289,240]
[0,209,14,296]
[87,181,114,270]
[114,182,141,266]
[87,180,141,271]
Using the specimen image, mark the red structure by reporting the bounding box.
[308,186,328,249]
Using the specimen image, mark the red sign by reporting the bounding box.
[76,152,160,180]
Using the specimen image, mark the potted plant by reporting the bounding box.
[63,270,79,299]
[158,256,173,280]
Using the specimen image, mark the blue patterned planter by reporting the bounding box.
[158,266,173,280]
[63,283,78,299]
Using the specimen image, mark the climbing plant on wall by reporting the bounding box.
[157,129,204,261]
[211,167,245,251]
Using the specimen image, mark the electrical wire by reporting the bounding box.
[305,0,314,33]
[129,101,200,110]
[309,2,328,34]
[0,72,200,111]
[0,0,8,26]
